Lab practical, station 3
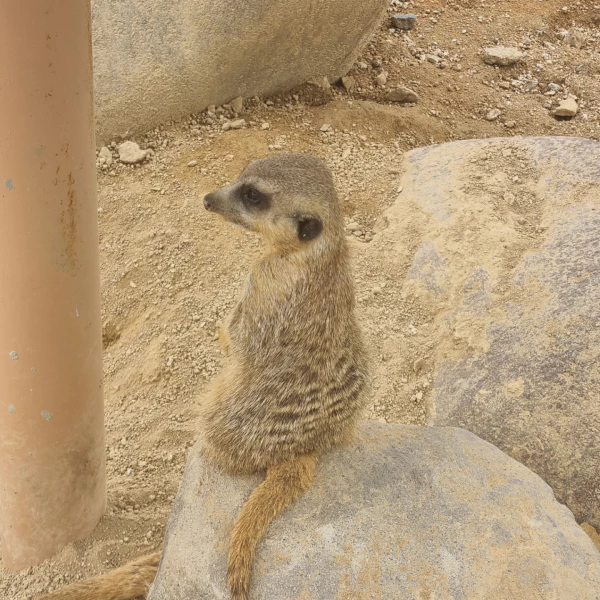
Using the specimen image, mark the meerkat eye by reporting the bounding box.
[240,186,270,211]
[243,187,263,205]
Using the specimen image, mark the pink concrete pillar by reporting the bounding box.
[0,1,106,569]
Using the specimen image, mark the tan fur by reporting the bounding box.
[37,153,369,600]
[227,454,317,600]
[34,552,160,600]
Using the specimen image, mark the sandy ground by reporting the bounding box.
[2,0,599,597]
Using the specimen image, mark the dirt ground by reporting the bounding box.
[2,0,599,597]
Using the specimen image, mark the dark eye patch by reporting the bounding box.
[240,185,270,210]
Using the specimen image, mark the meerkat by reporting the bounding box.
[37,152,369,600]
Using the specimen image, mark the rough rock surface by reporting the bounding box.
[148,422,600,600]
[375,137,600,528]
[91,0,388,142]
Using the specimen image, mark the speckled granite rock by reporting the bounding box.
[148,421,600,600]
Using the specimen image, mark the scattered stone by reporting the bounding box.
[187,160,197,167]
[302,77,333,104]
[391,13,417,30]
[148,422,600,600]
[230,96,243,113]
[118,141,149,165]
[386,86,419,103]
[376,72,387,87]
[413,357,426,373]
[222,119,245,131]
[482,46,525,66]
[486,108,502,121]
[99,146,113,166]
[260,123,270,130]
[544,82,561,94]
[371,58,383,69]
[505,120,516,129]
[522,78,539,92]
[503,191,516,204]
[320,123,331,132]
[565,27,588,49]
[554,98,578,118]
[341,75,356,93]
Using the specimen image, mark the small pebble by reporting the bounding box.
[223,119,245,131]
[554,98,578,118]
[99,146,113,166]
[391,13,417,30]
[482,46,525,66]
[376,72,388,87]
[230,96,243,113]
[386,86,419,104]
[486,108,502,121]
[118,141,149,165]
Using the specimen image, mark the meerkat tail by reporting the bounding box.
[34,551,161,600]
[227,453,318,600]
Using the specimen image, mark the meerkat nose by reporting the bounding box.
[204,193,216,211]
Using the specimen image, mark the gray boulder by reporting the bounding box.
[91,0,389,142]
[148,422,600,600]
[374,136,600,529]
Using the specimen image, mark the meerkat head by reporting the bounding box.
[203,153,343,253]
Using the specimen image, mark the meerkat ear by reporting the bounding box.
[296,215,323,242]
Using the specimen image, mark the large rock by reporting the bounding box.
[91,0,388,142]
[148,422,600,600]
[375,137,600,528]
